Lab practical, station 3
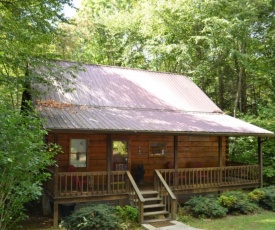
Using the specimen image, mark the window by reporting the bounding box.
[150,142,166,157]
[112,140,128,170]
[70,139,87,167]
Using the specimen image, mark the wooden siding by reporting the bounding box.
[49,133,228,184]
[177,136,227,168]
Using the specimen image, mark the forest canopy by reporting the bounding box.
[59,0,275,117]
[0,0,78,109]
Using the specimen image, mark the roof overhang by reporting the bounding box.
[38,106,275,137]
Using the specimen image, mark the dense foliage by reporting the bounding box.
[218,191,260,214]
[0,1,79,229]
[60,0,275,115]
[61,204,121,230]
[116,205,138,222]
[0,0,79,109]
[0,104,59,229]
[61,204,139,230]
[252,186,275,211]
[183,195,228,218]
[183,187,275,220]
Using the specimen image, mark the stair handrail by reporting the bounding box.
[154,170,177,219]
[125,171,145,223]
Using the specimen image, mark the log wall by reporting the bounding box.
[48,133,228,183]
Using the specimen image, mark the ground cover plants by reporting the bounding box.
[60,204,139,230]
[178,186,275,229]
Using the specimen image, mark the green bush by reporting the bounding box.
[0,104,58,230]
[257,186,275,211]
[116,205,138,222]
[218,191,260,214]
[176,206,196,224]
[184,195,228,218]
[248,189,265,203]
[60,204,120,230]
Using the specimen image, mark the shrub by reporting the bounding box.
[176,206,195,224]
[257,186,275,211]
[248,189,265,203]
[116,205,138,222]
[60,204,120,230]
[184,195,228,218]
[0,104,58,230]
[218,191,260,214]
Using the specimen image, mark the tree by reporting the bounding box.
[0,1,80,229]
[0,0,78,109]
[0,104,60,229]
[64,0,275,116]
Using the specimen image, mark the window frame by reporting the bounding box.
[149,142,166,157]
[69,138,88,168]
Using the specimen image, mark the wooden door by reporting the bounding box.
[112,140,129,171]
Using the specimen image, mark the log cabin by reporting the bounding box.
[34,61,274,227]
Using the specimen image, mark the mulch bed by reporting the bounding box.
[20,215,54,229]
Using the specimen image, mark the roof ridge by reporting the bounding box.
[75,105,224,114]
[58,60,188,77]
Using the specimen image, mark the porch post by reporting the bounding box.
[174,135,178,187]
[107,134,112,193]
[257,137,263,188]
[53,202,58,228]
[218,137,223,167]
[53,133,59,197]
[54,166,59,198]
[218,137,223,185]
[53,133,59,227]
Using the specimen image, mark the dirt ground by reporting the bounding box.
[19,200,56,230]
[20,215,55,230]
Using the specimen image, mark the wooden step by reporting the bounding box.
[143,197,162,202]
[144,203,165,209]
[132,196,162,203]
[143,210,169,217]
[141,190,158,196]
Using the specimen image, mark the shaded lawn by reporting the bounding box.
[21,210,275,230]
[185,211,275,230]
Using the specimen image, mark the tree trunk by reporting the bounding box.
[233,44,247,116]
[234,58,241,117]
[218,66,224,110]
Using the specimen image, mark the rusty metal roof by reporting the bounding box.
[35,62,274,136]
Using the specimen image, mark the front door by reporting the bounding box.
[112,140,129,171]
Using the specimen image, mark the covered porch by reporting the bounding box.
[45,165,260,198]
[44,163,261,227]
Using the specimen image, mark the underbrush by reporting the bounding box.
[60,204,139,230]
[179,186,275,221]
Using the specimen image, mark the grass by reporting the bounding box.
[179,211,275,230]
[21,210,275,230]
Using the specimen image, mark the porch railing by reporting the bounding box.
[49,170,128,197]
[154,170,177,220]
[126,171,145,223]
[44,170,146,223]
[159,165,259,190]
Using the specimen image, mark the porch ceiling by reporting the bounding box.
[38,106,274,137]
